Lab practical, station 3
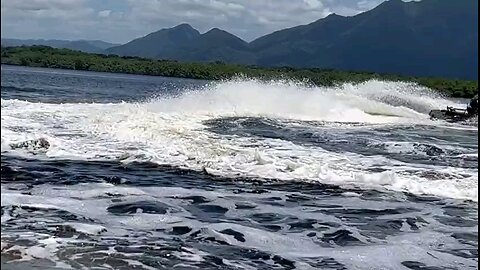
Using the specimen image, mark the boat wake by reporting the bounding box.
[1,79,477,201]
[1,69,478,269]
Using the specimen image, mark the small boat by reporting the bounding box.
[429,106,472,122]
[429,94,478,122]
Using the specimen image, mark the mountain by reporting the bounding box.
[0,38,119,53]
[166,28,255,64]
[106,24,254,64]
[106,24,255,64]
[105,0,478,80]
[84,40,120,50]
[5,0,478,79]
[250,0,478,80]
[106,24,201,58]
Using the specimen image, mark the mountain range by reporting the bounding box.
[0,39,119,54]
[2,0,478,80]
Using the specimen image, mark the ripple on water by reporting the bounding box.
[1,67,478,269]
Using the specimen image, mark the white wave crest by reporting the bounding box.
[1,79,477,201]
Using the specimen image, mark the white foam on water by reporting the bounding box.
[148,79,435,122]
[62,223,106,235]
[1,79,477,201]
[1,180,477,268]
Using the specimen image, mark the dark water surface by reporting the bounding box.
[1,65,477,269]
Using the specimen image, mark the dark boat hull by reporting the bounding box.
[429,108,473,122]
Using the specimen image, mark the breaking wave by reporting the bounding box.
[1,79,477,201]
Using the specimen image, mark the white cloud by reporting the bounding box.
[1,0,84,11]
[304,0,323,9]
[98,9,111,18]
[1,0,93,20]
[358,0,382,10]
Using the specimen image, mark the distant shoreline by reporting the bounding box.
[1,45,477,98]
[1,64,210,84]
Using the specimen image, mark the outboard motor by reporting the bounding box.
[429,94,478,122]
[467,94,478,115]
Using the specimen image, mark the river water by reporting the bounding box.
[1,65,477,269]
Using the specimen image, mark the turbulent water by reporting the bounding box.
[1,65,477,270]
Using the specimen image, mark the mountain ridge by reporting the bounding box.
[2,0,477,79]
[0,38,119,53]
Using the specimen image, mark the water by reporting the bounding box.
[1,65,477,270]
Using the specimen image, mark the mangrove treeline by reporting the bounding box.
[1,45,477,98]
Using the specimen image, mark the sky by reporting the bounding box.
[1,0,395,44]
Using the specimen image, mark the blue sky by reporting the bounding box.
[2,0,395,44]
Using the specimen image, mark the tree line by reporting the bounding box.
[1,45,477,98]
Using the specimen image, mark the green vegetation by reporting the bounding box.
[1,45,477,98]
